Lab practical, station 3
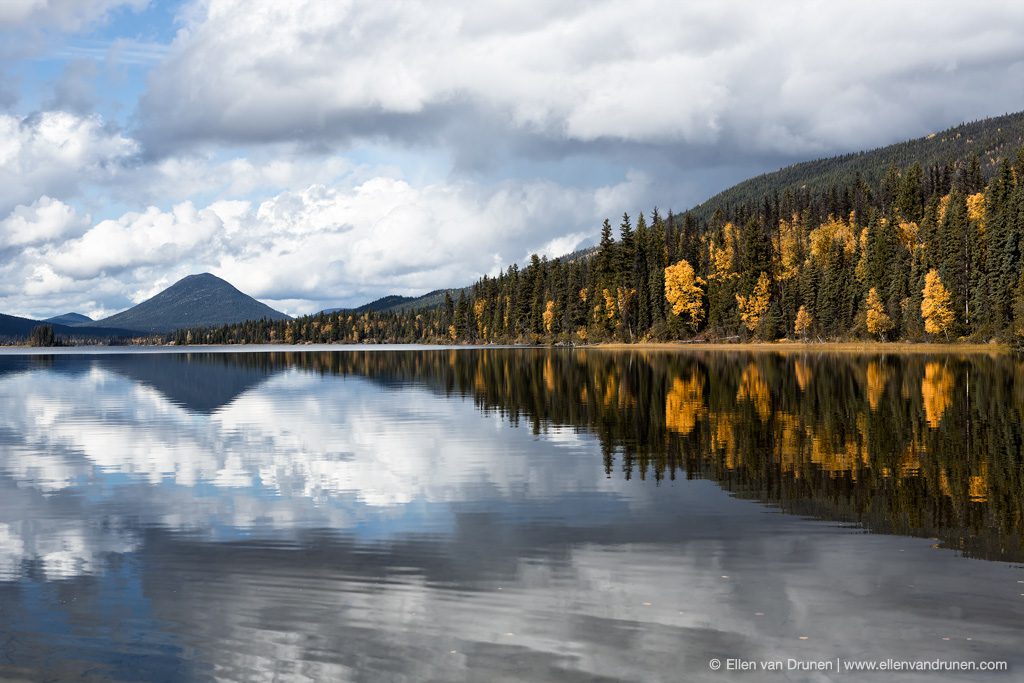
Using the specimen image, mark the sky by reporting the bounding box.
[1,1,1023,319]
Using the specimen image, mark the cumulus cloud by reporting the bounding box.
[0,195,85,247]
[139,0,1024,161]
[1,170,648,318]
[0,111,137,215]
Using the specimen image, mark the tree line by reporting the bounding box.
[171,145,1024,346]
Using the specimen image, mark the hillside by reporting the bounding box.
[328,288,467,315]
[0,313,137,342]
[44,312,93,325]
[690,111,1024,220]
[95,273,291,333]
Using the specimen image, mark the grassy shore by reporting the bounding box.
[589,340,1012,354]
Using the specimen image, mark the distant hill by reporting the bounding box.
[0,312,137,342]
[326,288,466,315]
[690,110,1024,221]
[94,273,291,333]
[44,312,93,326]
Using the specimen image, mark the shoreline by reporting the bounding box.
[587,340,1012,354]
[0,340,1015,354]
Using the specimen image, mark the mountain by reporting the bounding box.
[44,312,93,326]
[0,313,137,342]
[94,273,291,334]
[690,110,1024,221]
[325,288,467,315]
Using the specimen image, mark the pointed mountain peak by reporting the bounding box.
[94,273,291,334]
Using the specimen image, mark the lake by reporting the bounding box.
[0,347,1021,682]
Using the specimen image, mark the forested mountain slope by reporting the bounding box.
[96,273,291,334]
[0,313,136,343]
[690,111,1024,222]
[173,110,1024,346]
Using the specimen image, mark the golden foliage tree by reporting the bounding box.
[601,288,617,322]
[966,192,986,226]
[775,216,802,281]
[794,305,812,340]
[809,214,857,259]
[921,269,955,337]
[736,272,771,333]
[473,298,488,339]
[664,259,705,330]
[708,222,740,281]
[542,300,556,334]
[865,287,894,339]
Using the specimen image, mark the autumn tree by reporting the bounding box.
[664,259,704,331]
[736,271,772,335]
[794,305,813,340]
[542,300,556,335]
[921,269,955,338]
[865,287,894,339]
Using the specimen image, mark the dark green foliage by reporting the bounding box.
[689,111,1024,222]
[28,325,59,347]
[0,313,137,344]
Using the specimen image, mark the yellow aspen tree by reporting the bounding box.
[808,215,857,259]
[966,192,986,227]
[708,222,740,281]
[775,218,801,281]
[865,287,894,339]
[473,298,487,339]
[542,300,556,334]
[937,193,951,223]
[736,271,771,332]
[601,288,617,322]
[664,259,705,330]
[794,305,812,340]
[921,269,955,338]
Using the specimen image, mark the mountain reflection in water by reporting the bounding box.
[0,348,1021,682]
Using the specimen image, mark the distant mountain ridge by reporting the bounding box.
[0,313,137,342]
[94,273,291,334]
[690,110,1024,220]
[325,288,467,315]
[44,312,93,326]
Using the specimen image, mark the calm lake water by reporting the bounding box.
[0,347,1022,682]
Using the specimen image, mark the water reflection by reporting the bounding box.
[0,349,1021,682]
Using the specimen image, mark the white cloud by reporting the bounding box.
[139,0,1024,156]
[2,169,646,318]
[48,201,223,279]
[0,195,85,246]
[0,111,137,215]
